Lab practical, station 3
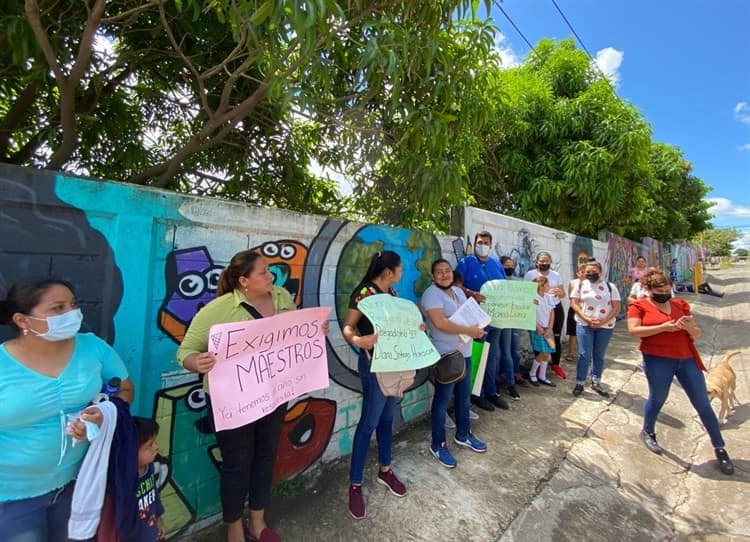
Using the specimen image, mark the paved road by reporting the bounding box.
[185,265,749,542]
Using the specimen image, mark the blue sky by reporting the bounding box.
[486,0,750,248]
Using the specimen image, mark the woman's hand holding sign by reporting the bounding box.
[184,351,217,374]
[355,333,378,350]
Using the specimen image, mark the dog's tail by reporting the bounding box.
[723,351,742,366]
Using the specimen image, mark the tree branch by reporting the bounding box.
[0,82,39,158]
[24,0,65,85]
[158,2,214,120]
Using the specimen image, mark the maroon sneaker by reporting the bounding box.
[376,469,407,497]
[348,484,366,520]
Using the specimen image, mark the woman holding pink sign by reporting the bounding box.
[178,250,325,542]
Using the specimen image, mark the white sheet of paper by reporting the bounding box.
[449,297,491,343]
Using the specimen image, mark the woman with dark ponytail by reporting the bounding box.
[0,278,132,542]
[178,249,328,542]
[343,250,410,520]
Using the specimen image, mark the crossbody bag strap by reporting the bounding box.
[240,302,264,320]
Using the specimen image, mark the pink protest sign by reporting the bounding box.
[207,306,331,431]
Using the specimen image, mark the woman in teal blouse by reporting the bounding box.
[0,278,133,542]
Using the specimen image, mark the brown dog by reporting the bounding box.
[706,351,741,424]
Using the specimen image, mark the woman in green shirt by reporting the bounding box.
[178,249,324,542]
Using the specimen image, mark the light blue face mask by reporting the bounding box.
[28,308,83,341]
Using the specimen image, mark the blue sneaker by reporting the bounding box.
[430,443,457,468]
[454,433,487,453]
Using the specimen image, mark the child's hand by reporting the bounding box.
[321,320,330,335]
[418,322,426,332]
[156,517,165,540]
[544,330,553,338]
[536,325,544,334]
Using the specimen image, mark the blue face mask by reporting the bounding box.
[28,308,83,341]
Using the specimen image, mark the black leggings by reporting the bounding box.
[210,398,286,522]
[550,303,565,365]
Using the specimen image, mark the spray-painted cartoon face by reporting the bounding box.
[158,247,223,343]
[251,240,308,305]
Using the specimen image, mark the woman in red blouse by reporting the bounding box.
[627,269,734,475]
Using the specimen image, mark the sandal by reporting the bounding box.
[245,525,281,542]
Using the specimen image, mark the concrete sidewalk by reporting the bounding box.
[185,265,749,542]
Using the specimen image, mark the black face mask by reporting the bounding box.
[585,273,600,282]
[503,268,515,277]
[537,263,551,272]
[652,292,672,303]
[435,282,454,291]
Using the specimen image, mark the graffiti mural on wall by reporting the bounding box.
[158,247,224,344]
[602,232,642,315]
[0,171,123,344]
[571,236,594,274]
[669,243,698,282]
[494,228,541,276]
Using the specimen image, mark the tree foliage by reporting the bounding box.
[1,0,493,216]
[465,38,712,243]
[1,10,714,242]
[696,228,740,257]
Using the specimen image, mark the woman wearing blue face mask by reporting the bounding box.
[0,278,133,542]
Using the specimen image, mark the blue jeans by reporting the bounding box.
[0,481,74,542]
[349,350,398,484]
[642,354,725,448]
[499,328,521,386]
[481,326,502,397]
[431,357,472,447]
[575,325,614,384]
[511,329,521,374]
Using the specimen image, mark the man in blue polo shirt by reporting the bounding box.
[455,230,509,411]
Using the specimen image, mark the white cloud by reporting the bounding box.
[734,102,750,125]
[738,143,750,152]
[707,197,750,218]
[493,33,521,69]
[593,47,624,86]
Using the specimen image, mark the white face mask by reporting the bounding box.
[474,244,491,258]
[27,308,83,341]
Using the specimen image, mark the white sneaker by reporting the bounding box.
[468,409,479,420]
[444,416,456,429]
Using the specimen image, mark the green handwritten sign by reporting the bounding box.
[479,280,537,330]
[357,294,439,372]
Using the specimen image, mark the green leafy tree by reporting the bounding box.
[1,0,495,218]
[465,38,712,243]
[696,228,740,257]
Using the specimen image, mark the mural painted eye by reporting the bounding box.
[177,273,206,299]
[186,386,207,411]
[262,243,279,257]
[288,413,315,447]
[280,244,296,259]
[204,267,222,292]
